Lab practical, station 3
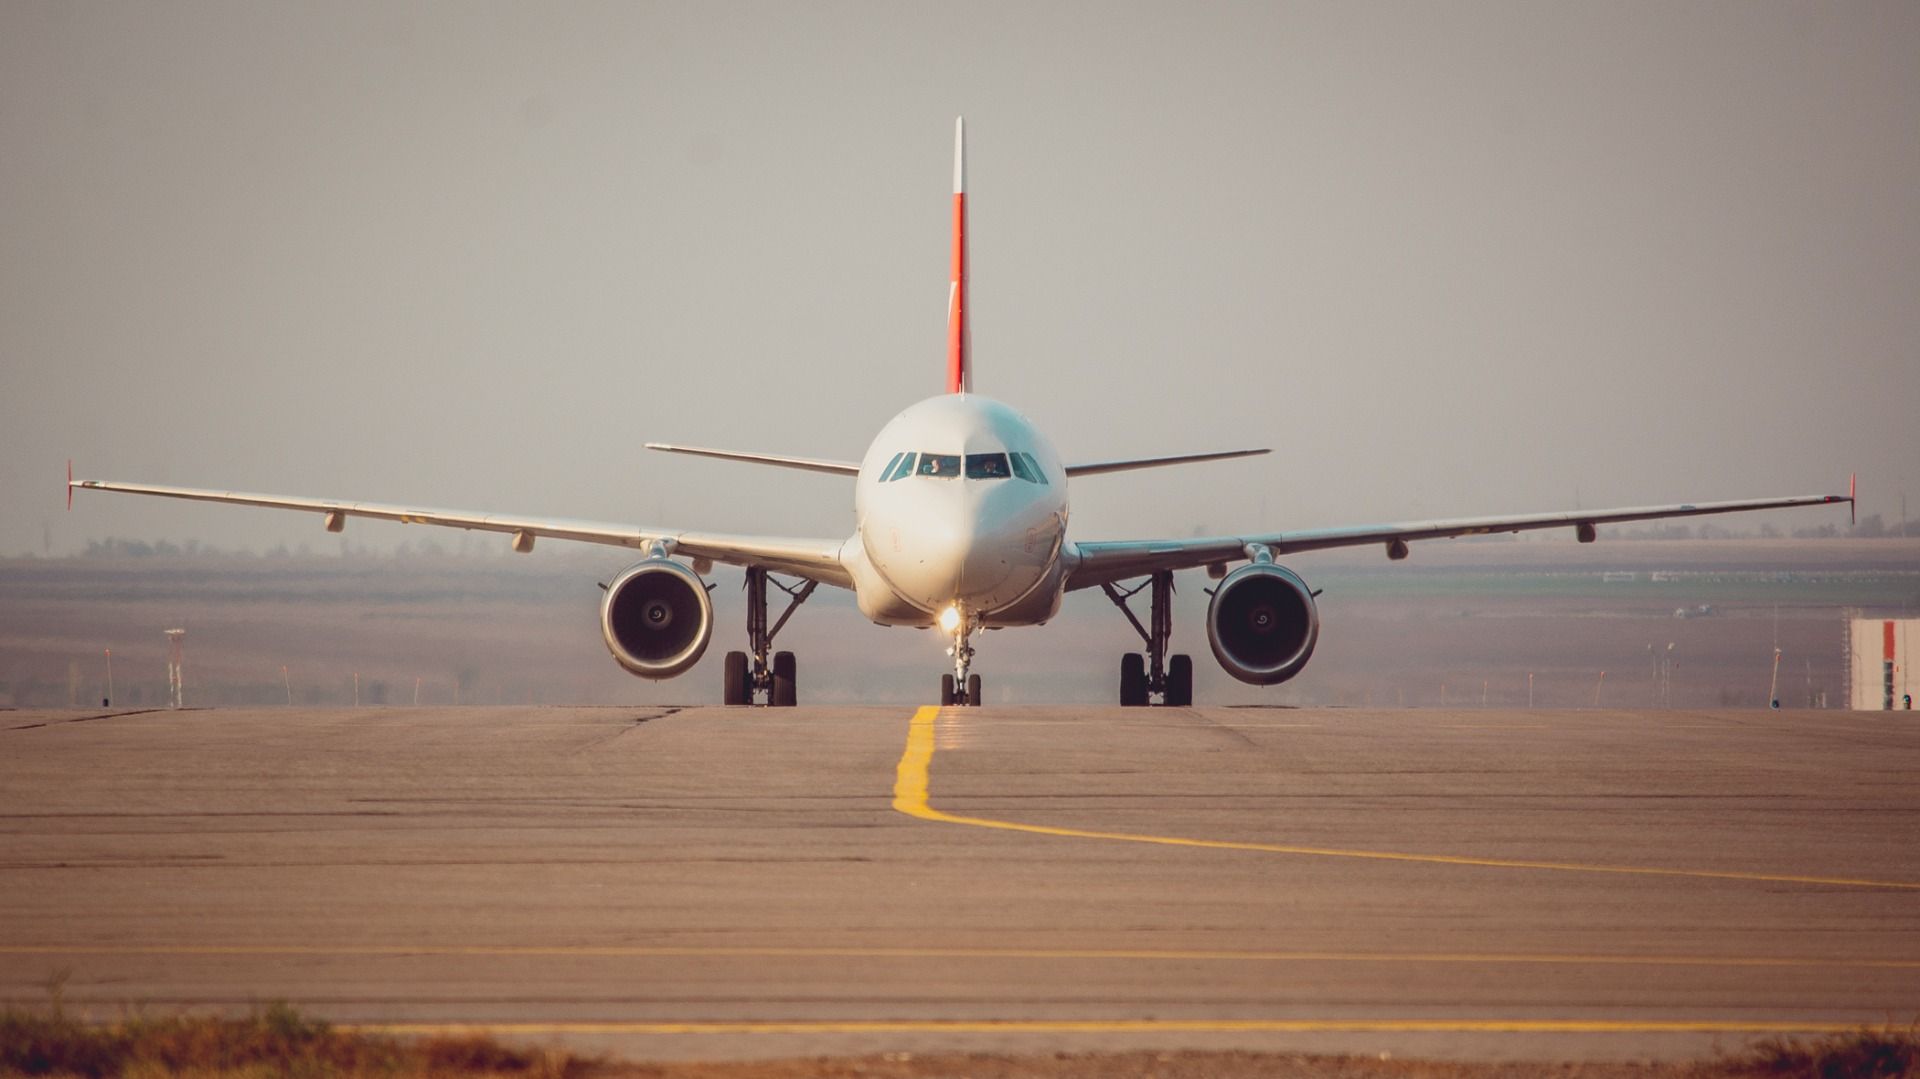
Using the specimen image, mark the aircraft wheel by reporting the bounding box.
[1166,653,1194,707]
[772,650,798,707]
[1120,653,1148,707]
[940,674,956,706]
[722,651,748,706]
[966,673,982,707]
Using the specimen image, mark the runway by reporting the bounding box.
[2,703,1916,1064]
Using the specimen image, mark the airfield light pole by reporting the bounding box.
[103,649,113,708]
[1769,646,1783,710]
[1664,642,1677,708]
[165,629,185,709]
[282,665,292,706]
[1527,672,1534,708]
[1593,670,1606,708]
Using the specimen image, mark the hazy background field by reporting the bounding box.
[4,537,1913,710]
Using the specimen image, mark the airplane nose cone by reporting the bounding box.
[871,503,1020,606]
[863,479,1052,618]
[874,512,970,610]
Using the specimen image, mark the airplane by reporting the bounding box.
[69,118,1855,708]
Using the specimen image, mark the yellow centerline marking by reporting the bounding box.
[893,706,1920,891]
[4,944,1917,970]
[350,1019,1877,1036]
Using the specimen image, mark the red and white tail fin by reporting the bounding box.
[946,116,971,394]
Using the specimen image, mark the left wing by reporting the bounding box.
[1066,490,1853,591]
[643,443,860,476]
[68,478,853,588]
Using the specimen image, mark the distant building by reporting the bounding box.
[1848,616,1916,710]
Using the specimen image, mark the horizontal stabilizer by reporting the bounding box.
[1064,448,1270,478]
[644,443,860,476]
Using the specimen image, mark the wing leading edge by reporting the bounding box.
[642,443,860,476]
[1065,448,1270,477]
[1065,490,1854,591]
[68,478,853,588]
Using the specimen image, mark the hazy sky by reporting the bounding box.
[3,1,1915,558]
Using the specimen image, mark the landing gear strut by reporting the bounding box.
[722,567,815,706]
[939,610,983,707]
[1102,571,1193,707]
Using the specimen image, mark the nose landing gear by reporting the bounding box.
[722,567,815,706]
[940,610,983,706]
[1103,570,1193,706]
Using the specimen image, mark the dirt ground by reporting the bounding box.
[583,1048,1821,1078]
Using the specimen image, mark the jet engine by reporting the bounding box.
[599,558,713,679]
[1206,562,1319,685]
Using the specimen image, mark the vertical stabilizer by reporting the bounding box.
[946,117,971,393]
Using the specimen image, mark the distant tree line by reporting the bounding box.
[1616,514,1917,541]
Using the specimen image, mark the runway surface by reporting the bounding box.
[2,703,1917,1064]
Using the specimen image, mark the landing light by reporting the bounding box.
[938,605,962,633]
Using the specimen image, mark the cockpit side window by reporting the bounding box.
[965,452,1011,480]
[879,452,903,482]
[916,453,961,478]
[884,452,917,482]
[1015,452,1049,484]
[1007,451,1038,483]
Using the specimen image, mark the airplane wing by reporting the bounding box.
[643,443,861,476]
[1064,448,1270,477]
[1065,490,1854,591]
[68,478,853,588]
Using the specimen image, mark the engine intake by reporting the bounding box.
[600,559,713,679]
[1206,562,1319,685]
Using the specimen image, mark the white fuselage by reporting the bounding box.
[843,394,1071,628]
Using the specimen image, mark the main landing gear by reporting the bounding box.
[722,567,816,707]
[1102,570,1193,707]
[939,610,983,707]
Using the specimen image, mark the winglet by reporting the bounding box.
[946,116,971,394]
[66,459,72,511]
[1849,471,1856,526]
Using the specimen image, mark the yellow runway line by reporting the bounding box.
[893,706,1920,891]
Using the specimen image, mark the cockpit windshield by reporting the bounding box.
[965,453,1011,480]
[915,453,961,478]
[882,449,1044,483]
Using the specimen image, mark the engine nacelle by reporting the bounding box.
[1206,562,1320,685]
[599,559,713,679]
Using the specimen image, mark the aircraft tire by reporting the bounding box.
[773,651,797,707]
[940,674,956,706]
[1120,653,1148,707]
[723,651,748,706]
[1166,654,1194,706]
[966,673,982,707]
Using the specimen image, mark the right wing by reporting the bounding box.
[68,478,853,588]
[1066,490,1853,591]
[1064,448,1269,478]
